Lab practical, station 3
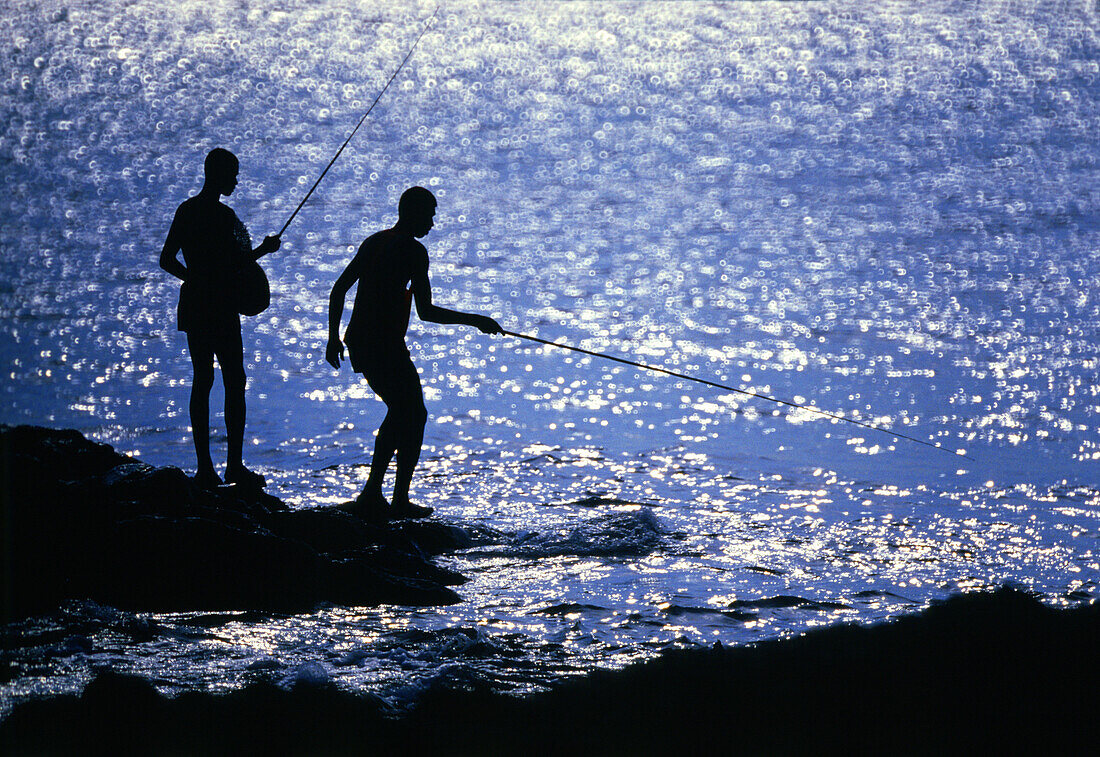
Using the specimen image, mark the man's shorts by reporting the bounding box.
[349,340,422,409]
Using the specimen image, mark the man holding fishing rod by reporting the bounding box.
[159,147,281,490]
[326,187,502,520]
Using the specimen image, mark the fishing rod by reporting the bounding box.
[502,329,973,461]
[276,6,440,237]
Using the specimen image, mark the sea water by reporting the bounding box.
[2,0,1098,715]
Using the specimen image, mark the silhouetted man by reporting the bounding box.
[326,186,501,519]
[160,147,280,489]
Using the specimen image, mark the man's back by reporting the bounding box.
[346,229,425,351]
[173,196,245,286]
[171,195,249,333]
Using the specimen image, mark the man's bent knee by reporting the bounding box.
[388,401,427,428]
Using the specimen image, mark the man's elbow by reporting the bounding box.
[416,304,442,323]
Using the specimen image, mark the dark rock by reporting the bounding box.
[323,558,462,607]
[1,425,469,618]
[101,516,323,611]
[388,519,494,555]
[208,482,288,516]
[66,462,199,515]
[1,589,1096,755]
[332,544,468,587]
[263,507,379,555]
[564,495,644,507]
[1,425,128,487]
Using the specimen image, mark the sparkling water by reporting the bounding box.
[2,0,1098,714]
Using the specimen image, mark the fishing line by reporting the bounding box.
[286,7,968,464]
[502,329,973,461]
[277,6,441,237]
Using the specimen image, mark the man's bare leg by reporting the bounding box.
[218,334,264,489]
[389,401,431,518]
[224,372,245,471]
[353,359,432,519]
[391,404,426,508]
[187,334,221,488]
[358,411,397,506]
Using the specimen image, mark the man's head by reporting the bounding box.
[398,186,436,237]
[204,148,239,196]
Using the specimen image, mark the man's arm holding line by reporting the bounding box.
[410,264,501,334]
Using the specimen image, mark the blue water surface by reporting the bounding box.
[2,0,1098,714]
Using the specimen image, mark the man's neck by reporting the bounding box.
[197,184,223,201]
[391,220,417,237]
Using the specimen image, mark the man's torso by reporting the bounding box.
[174,195,249,333]
[346,229,425,354]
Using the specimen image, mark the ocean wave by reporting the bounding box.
[498,509,666,558]
[725,595,851,612]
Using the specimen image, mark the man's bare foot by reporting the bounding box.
[194,468,223,490]
[338,490,389,522]
[389,497,433,520]
[225,464,265,490]
[355,489,388,506]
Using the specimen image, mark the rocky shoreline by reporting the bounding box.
[1,425,477,618]
[3,426,1098,754]
[2,588,1097,755]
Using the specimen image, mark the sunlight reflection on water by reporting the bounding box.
[1,0,1098,712]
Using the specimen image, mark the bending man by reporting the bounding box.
[326,186,501,519]
[159,147,280,489]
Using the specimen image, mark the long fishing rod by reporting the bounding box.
[502,329,972,461]
[276,6,440,237]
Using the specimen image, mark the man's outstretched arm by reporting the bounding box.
[410,268,501,334]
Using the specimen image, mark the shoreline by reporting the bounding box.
[2,587,1096,755]
[1,425,476,618]
[3,426,1097,753]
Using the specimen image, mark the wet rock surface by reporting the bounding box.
[1,588,1097,755]
[1,425,468,617]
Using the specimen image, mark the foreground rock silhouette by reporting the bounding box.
[1,588,1096,755]
[1,425,473,617]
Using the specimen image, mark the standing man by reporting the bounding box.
[159,147,280,489]
[326,186,501,519]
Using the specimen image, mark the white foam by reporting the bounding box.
[504,509,665,558]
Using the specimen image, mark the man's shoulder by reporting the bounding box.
[174,195,198,217]
[176,195,231,219]
[358,229,390,250]
[392,233,428,261]
[359,229,426,255]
